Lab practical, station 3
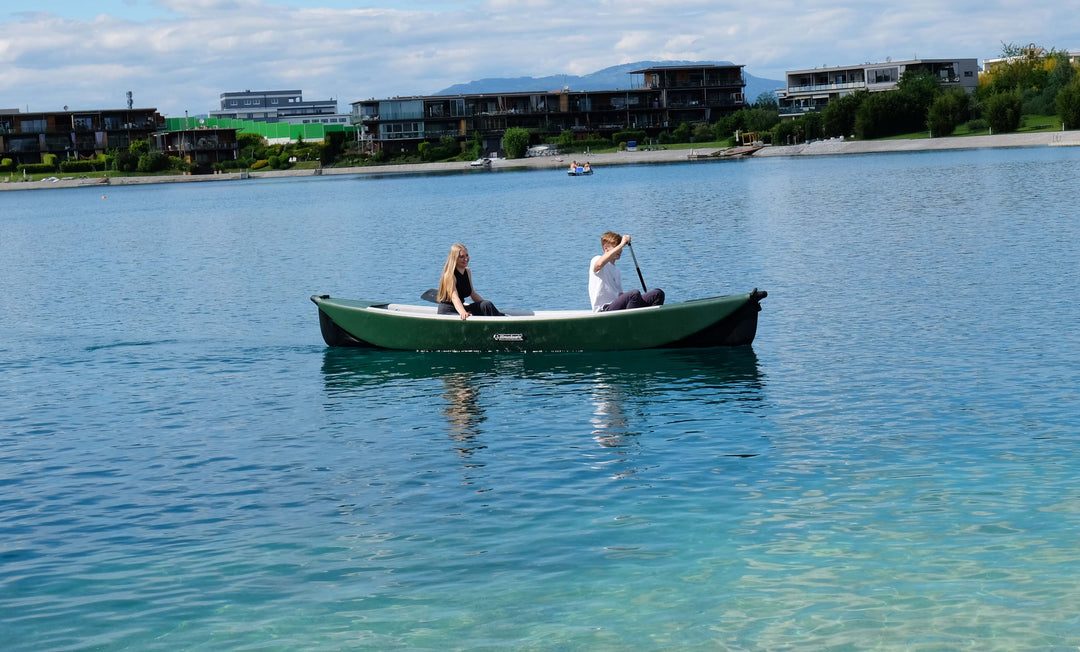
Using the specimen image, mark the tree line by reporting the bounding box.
[727,43,1080,146]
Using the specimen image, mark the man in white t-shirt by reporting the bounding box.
[588,231,665,312]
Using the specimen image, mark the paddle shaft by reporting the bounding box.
[627,243,647,292]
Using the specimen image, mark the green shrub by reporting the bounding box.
[984,90,1023,133]
[114,151,139,172]
[136,152,169,173]
[168,157,193,173]
[251,159,269,170]
[0,158,15,171]
[43,153,59,167]
[501,127,531,158]
[671,122,691,142]
[927,89,971,137]
[59,160,101,173]
[692,124,714,142]
[611,129,647,145]
[822,91,866,138]
[17,163,58,174]
[1056,76,1080,129]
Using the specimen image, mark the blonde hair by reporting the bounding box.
[437,243,467,303]
[600,231,622,249]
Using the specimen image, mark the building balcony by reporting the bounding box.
[786,81,866,94]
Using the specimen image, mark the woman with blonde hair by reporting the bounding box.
[437,243,503,320]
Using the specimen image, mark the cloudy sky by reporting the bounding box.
[1,0,1074,117]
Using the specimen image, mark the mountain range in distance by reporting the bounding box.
[436,60,784,104]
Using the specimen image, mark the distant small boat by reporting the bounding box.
[469,158,492,168]
[568,167,593,176]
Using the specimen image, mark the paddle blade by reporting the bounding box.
[420,288,439,303]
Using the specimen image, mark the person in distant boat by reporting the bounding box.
[437,243,504,320]
[589,231,665,312]
[569,160,578,173]
[582,162,591,173]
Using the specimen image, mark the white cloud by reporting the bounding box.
[0,0,1076,115]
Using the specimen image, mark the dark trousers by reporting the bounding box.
[602,288,665,311]
[438,300,504,316]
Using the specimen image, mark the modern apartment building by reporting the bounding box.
[209,90,351,125]
[350,64,747,155]
[152,127,239,173]
[777,58,979,119]
[0,108,165,165]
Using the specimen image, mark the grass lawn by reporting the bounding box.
[882,114,1066,140]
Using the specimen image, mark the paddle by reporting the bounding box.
[627,242,647,292]
[420,288,439,303]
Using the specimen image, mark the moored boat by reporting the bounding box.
[311,290,766,352]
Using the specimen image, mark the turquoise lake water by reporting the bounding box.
[2,147,1080,650]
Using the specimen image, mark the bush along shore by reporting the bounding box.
[4,130,1079,192]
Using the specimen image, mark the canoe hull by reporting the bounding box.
[311,291,765,352]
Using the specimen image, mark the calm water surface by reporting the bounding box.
[2,147,1080,650]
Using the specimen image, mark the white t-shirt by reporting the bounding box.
[589,254,622,311]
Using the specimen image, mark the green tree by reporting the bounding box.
[984,42,1052,97]
[129,139,150,155]
[853,74,942,139]
[320,131,349,166]
[136,152,168,173]
[984,90,1023,133]
[753,92,778,110]
[671,122,692,142]
[692,124,713,142]
[927,89,970,137]
[799,111,824,141]
[822,91,865,138]
[772,119,798,145]
[897,71,942,115]
[465,131,481,159]
[114,150,139,172]
[501,127,531,158]
[1055,76,1080,129]
[237,132,265,160]
[556,129,575,151]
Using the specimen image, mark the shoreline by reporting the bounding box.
[4,130,1079,192]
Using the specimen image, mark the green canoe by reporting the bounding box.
[311,290,766,352]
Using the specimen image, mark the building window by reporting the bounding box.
[20,118,47,133]
[869,67,898,84]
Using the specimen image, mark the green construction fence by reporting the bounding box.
[164,116,355,142]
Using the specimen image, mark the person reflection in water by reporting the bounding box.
[442,372,487,457]
[590,379,630,446]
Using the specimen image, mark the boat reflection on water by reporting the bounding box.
[320,348,765,450]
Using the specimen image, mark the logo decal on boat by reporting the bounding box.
[493,333,524,342]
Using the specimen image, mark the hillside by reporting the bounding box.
[436,60,783,104]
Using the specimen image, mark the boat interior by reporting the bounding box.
[378,303,597,319]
